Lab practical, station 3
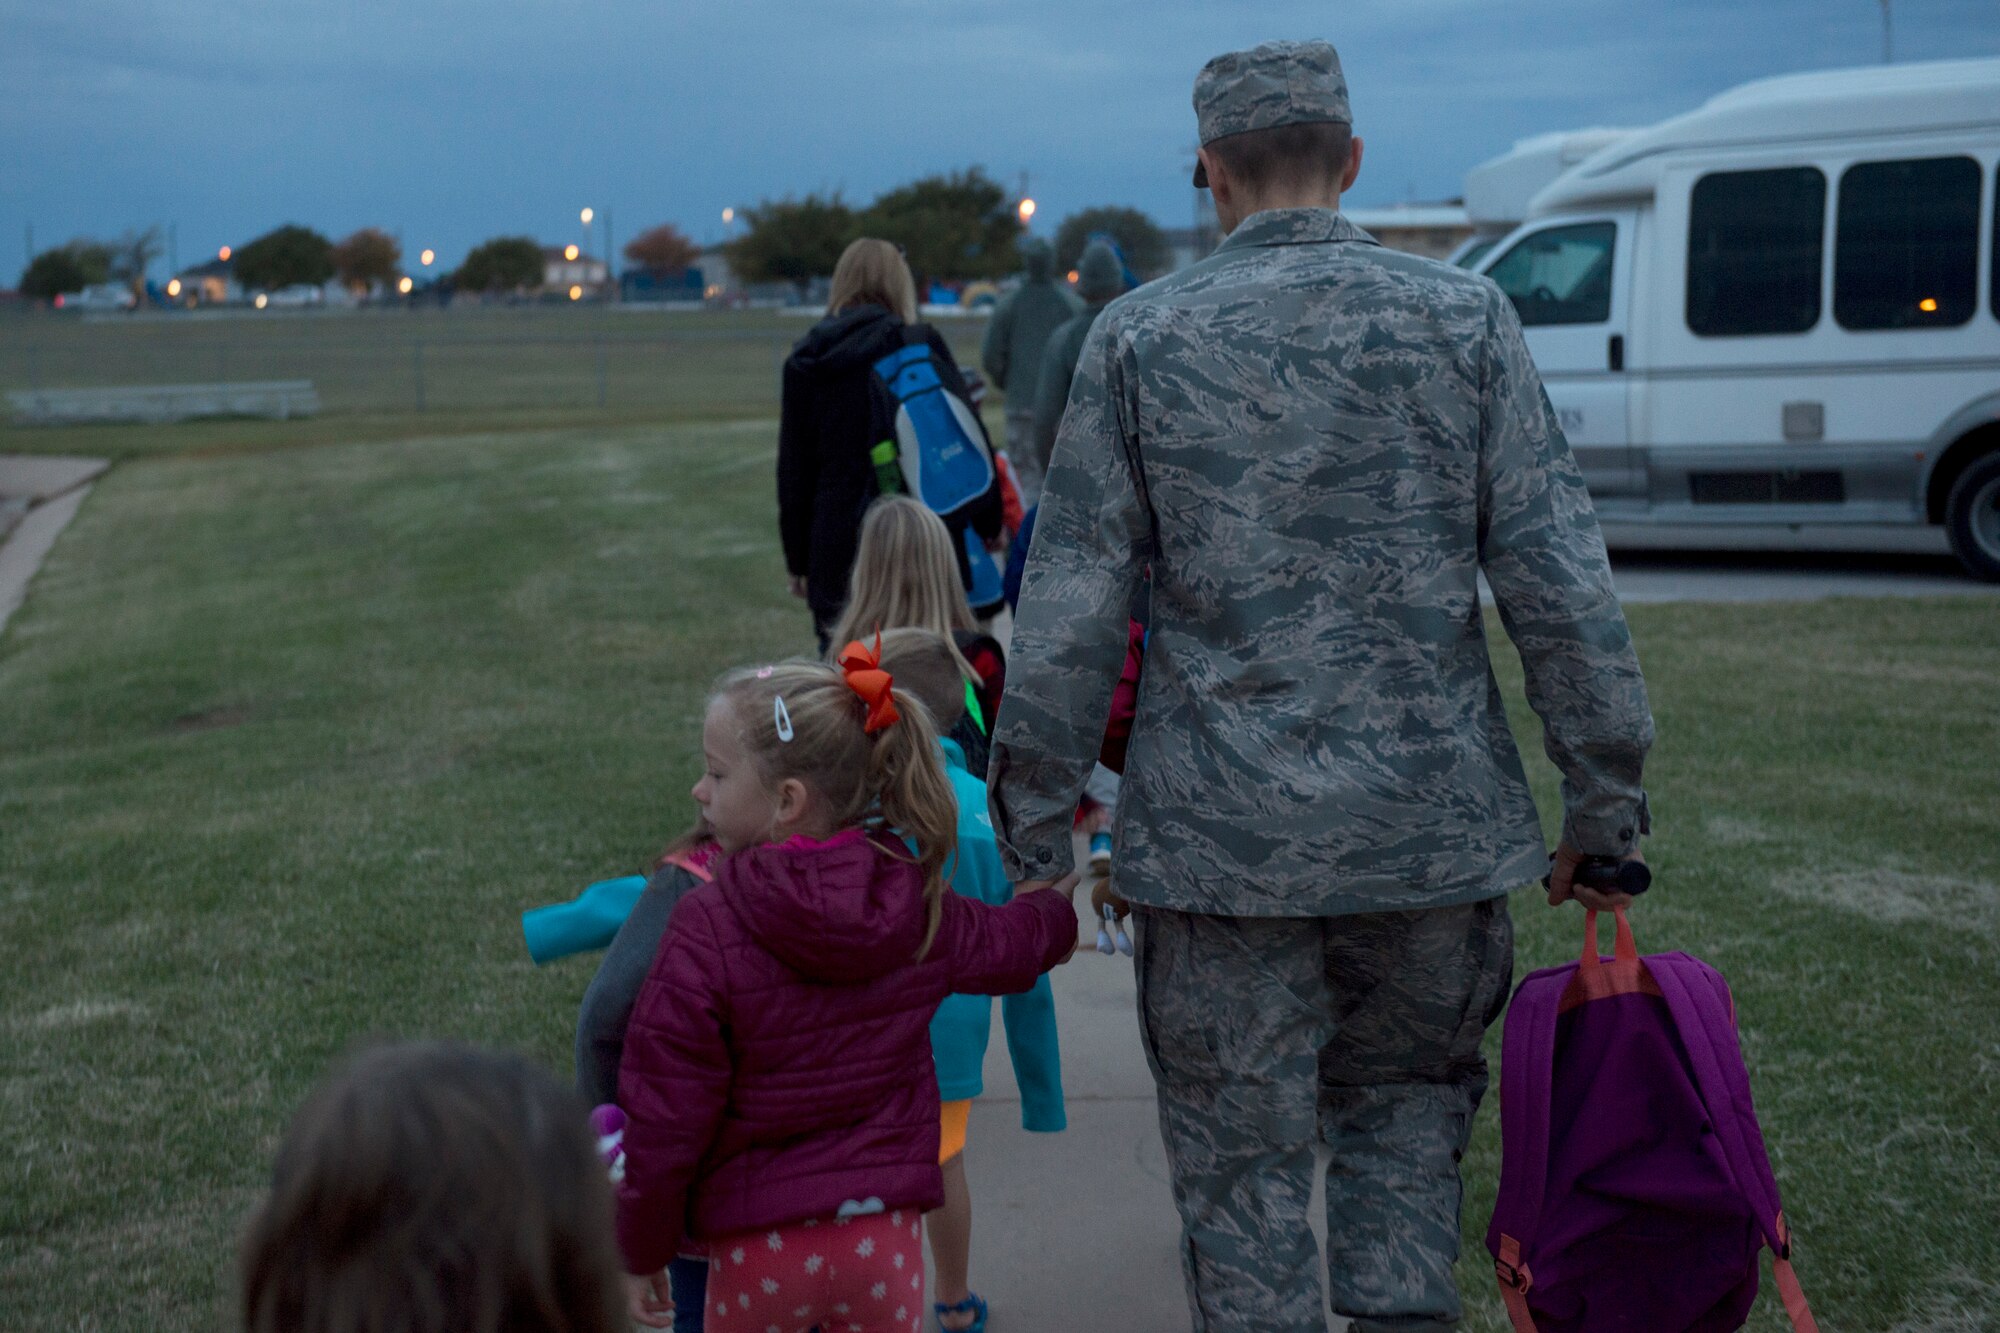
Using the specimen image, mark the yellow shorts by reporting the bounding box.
[939,1099,972,1164]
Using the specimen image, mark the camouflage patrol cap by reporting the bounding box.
[1192,40,1351,187]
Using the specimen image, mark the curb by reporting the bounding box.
[0,456,110,639]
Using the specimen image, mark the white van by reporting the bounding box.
[1474,58,2000,579]
[1451,127,1635,269]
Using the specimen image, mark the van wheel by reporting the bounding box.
[1945,451,2000,581]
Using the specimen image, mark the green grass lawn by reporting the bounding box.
[0,307,991,461]
[1,373,1996,1328]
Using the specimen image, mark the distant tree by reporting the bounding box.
[234,224,336,292]
[332,228,402,294]
[106,227,164,297]
[20,249,93,301]
[1054,207,1170,280]
[726,194,855,297]
[624,223,701,274]
[860,168,1018,286]
[67,240,116,286]
[454,236,545,294]
[19,240,113,301]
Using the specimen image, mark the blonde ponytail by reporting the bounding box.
[865,686,958,956]
[714,657,959,957]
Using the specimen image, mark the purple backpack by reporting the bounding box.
[1486,909,1819,1333]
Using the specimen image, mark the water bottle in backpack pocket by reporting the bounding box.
[1487,906,1819,1333]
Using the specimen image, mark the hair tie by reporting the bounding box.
[836,633,900,734]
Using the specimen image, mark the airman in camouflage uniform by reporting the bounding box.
[988,39,1653,1333]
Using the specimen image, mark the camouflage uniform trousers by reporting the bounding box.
[1133,897,1514,1333]
[1003,408,1044,511]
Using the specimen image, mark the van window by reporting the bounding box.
[1836,156,1980,330]
[1455,239,1497,270]
[1486,223,1615,326]
[1687,167,1825,336]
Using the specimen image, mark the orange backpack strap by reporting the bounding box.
[1772,1213,1820,1333]
[1494,1235,1540,1333]
[661,851,715,883]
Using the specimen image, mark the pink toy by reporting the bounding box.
[589,1104,627,1186]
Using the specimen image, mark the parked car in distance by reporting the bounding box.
[265,285,325,308]
[69,283,137,311]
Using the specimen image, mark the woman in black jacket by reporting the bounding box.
[777,238,1003,648]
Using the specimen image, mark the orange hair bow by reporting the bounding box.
[837,634,901,734]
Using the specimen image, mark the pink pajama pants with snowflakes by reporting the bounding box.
[704,1211,924,1333]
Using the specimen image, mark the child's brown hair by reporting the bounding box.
[875,628,967,734]
[714,652,959,955]
[239,1041,625,1333]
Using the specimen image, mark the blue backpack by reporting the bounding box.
[869,327,996,519]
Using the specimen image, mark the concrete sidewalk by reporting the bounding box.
[950,900,1191,1331]
[0,454,108,636]
[951,889,1364,1333]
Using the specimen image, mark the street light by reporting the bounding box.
[166,278,182,297]
[420,249,435,267]
[219,245,232,261]
[398,276,415,294]
[565,244,580,262]
[568,284,583,301]
[254,293,268,309]
[722,207,736,225]
[581,207,594,226]
[1017,198,1037,223]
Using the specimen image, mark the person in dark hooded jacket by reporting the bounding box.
[1028,238,1132,483]
[778,238,1004,648]
[979,237,1080,510]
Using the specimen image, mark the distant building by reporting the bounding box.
[174,256,241,305]
[542,247,608,293]
[1341,204,1475,261]
[696,246,735,298]
[622,267,705,303]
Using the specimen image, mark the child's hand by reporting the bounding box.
[1015,872,1084,962]
[1016,870,1082,901]
[626,1271,674,1328]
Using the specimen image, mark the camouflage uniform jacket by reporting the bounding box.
[988,208,1653,916]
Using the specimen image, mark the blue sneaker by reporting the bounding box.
[935,1292,988,1333]
[1088,830,1113,875]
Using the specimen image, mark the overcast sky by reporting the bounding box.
[5,0,1998,277]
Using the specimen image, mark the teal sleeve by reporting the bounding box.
[1001,973,1066,1132]
[521,876,648,965]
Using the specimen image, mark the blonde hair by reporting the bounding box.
[714,659,958,956]
[829,497,982,686]
[875,628,967,734]
[827,238,918,325]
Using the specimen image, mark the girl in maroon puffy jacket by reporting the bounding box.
[615,640,1079,1332]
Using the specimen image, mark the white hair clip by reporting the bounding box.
[774,694,795,742]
